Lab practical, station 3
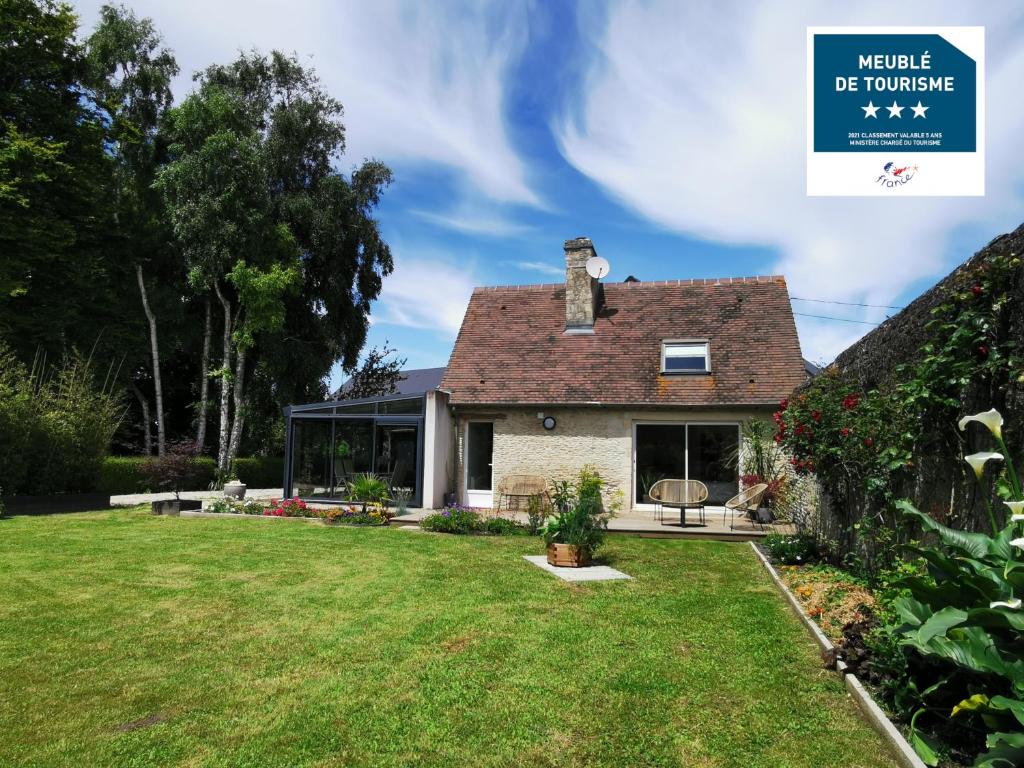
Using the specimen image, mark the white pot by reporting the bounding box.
[223,481,247,500]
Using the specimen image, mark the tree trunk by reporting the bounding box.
[226,345,247,469]
[195,296,212,452]
[136,264,165,456]
[130,382,153,456]
[213,282,233,472]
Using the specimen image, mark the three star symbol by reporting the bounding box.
[862,100,929,118]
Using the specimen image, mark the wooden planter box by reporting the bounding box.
[546,543,591,568]
[151,499,202,516]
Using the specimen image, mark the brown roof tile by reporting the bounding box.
[441,276,806,407]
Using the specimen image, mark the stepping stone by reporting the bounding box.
[522,555,632,582]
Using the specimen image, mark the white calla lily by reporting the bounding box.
[1006,501,1024,521]
[965,452,1004,479]
[990,598,1022,610]
[958,408,1004,439]
[1013,538,1024,550]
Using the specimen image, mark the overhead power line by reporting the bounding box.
[791,296,904,310]
[793,311,882,326]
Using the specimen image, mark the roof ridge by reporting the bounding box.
[473,275,786,292]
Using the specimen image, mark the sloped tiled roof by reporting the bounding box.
[441,277,806,407]
[335,366,446,398]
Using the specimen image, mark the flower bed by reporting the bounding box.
[420,504,529,536]
[203,497,392,526]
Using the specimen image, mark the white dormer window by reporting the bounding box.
[661,340,710,373]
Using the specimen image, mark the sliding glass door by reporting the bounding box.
[633,422,739,507]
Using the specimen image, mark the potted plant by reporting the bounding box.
[142,441,204,515]
[223,476,247,499]
[541,466,614,567]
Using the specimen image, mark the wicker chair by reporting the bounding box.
[647,479,709,526]
[725,483,770,530]
[495,474,549,515]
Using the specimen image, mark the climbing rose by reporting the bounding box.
[840,427,851,437]
[842,394,860,410]
[812,410,822,422]
[863,437,874,447]
[971,284,983,297]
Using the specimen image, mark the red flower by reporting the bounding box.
[811,410,822,422]
[971,284,983,297]
[773,433,783,444]
[863,437,874,447]
[840,427,851,437]
[977,344,989,358]
[791,457,799,466]
[842,394,860,410]
[779,398,789,409]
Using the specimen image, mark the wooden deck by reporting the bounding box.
[391,506,795,541]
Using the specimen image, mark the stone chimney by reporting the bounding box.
[564,237,599,332]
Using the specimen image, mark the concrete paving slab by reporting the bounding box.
[522,555,632,582]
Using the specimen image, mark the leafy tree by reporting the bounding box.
[341,343,407,400]
[84,3,179,455]
[157,50,393,470]
[0,0,116,360]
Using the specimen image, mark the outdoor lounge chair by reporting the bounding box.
[647,479,709,526]
[725,483,769,530]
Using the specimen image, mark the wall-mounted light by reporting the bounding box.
[542,416,557,431]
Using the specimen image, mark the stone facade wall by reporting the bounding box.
[454,406,771,510]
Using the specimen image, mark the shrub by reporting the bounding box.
[230,456,284,488]
[0,343,123,495]
[542,466,619,554]
[885,408,1024,767]
[483,516,528,536]
[526,494,546,535]
[141,441,205,500]
[346,472,389,503]
[421,505,482,534]
[764,532,819,565]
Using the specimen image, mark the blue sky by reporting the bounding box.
[72,1,1024,390]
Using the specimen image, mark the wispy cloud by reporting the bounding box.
[72,0,540,207]
[558,0,1024,362]
[506,260,564,277]
[373,255,476,336]
[411,207,534,238]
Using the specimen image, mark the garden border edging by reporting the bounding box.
[749,542,926,768]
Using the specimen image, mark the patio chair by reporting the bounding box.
[647,479,709,526]
[725,483,769,530]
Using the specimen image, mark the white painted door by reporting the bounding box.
[465,421,493,508]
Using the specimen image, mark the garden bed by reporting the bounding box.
[750,543,927,768]
[195,497,392,526]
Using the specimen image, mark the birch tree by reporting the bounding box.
[157,50,393,469]
[85,4,178,455]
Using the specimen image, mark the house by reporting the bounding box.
[282,237,807,510]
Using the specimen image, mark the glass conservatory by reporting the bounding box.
[283,392,426,507]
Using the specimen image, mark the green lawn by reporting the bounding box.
[0,508,897,768]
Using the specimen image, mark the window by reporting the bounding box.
[661,341,709,373]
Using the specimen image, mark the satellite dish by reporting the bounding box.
[585,255,610,280]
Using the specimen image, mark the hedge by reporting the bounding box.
[230,456,285,488]
[98,456,217,495]
[98,455,283,495]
